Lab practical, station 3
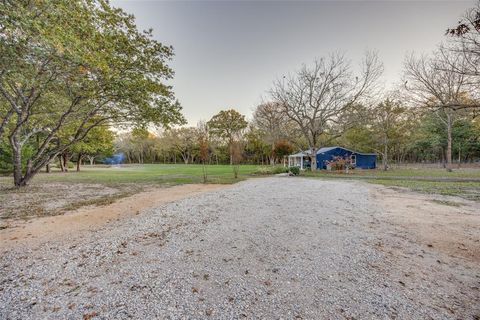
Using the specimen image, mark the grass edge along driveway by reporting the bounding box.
[303,168,480,201]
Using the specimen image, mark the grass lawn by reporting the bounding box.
[2,164,479,220]
[0,164,265,219]
[0,164,263,187]
[303,167,480,201]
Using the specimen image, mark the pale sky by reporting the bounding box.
[112,0,475,125]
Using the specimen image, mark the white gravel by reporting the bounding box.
[1,177,479,319]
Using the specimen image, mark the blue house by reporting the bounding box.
[288,146,376,170]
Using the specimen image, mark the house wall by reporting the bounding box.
[316,148,352,169]
[316,147,376,169]
[356,154,376,169]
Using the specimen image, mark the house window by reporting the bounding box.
[351,155,356,166]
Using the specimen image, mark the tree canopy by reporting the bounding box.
[0,0,185,186]
[207,109,248,165]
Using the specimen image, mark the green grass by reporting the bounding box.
[369,179,480,201]
[2,164,480,202]
[303,167,480,201]
[303,167,480,180]
[0,164,271,220]
[0,164,263,187]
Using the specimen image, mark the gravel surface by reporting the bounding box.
[1,177,479,319]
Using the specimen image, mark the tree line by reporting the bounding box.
[112,2,480,170]
[1,1,479,187]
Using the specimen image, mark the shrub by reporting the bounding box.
[254,166,272,175]
[326,156,354,171]
[273,166,288,174]
[289,166,300,175]
[254,166,288,175]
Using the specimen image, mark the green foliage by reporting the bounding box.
[273,166,289,174]
[273,140,294,158]
[71,125,115,158]
[163,127,200,164]
[0,0,185,185]
[208,109,247,166]
[0,138,35,174]
[244,128,270,162]
[289,166,300,176]
[406,113,480,162]
[207,109,248,143]
[254,166,288,175]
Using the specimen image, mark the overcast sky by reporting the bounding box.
[111,0,475,125]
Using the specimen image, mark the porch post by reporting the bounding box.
[300,156,303,170]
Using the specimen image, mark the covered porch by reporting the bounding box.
[287,151,310,170]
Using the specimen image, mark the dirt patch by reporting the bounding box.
[0,182,139,219]
[371,184,480,263]
[0,184,227,249]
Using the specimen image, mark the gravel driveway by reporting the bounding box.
[1,177,479,319]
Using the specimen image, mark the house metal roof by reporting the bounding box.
[290,146,376,157]
[317,146,377,156]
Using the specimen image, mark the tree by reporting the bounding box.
[244,127,270,165]
[0,0,185,186]
[207,109,248,165]
[231,141,243,179]
[270,52,383,170]
[197,121,210,183]
[370,99,407,170]
[272,140,294,165]
[403,50,474,170]
[252,102,289,165]
[405,112,480,164]
[446,2,480,87]
[163,127,199,164]
[71,125,115,171]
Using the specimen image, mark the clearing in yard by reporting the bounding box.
[304,167,480,201]
[1,176,479,319]
[0,164,260,221]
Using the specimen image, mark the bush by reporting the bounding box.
[254,166,288,175]
[326,156,354,171]
[289,166,300,176]
[254,166,273,175]
[273,166,288,174]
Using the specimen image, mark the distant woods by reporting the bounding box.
[1,1,480,186]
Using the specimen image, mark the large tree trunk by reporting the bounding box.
[59,155,65,172]
[62,153,70,172]
[11,135,24,187]
[10,132,52,186]
[383,136,388,171]
[269,156,275,166]
[270,144,275,166]
[310,147,317,171]
[458,147,461,169]
[76,153,83,172]
[446,113,453,172]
